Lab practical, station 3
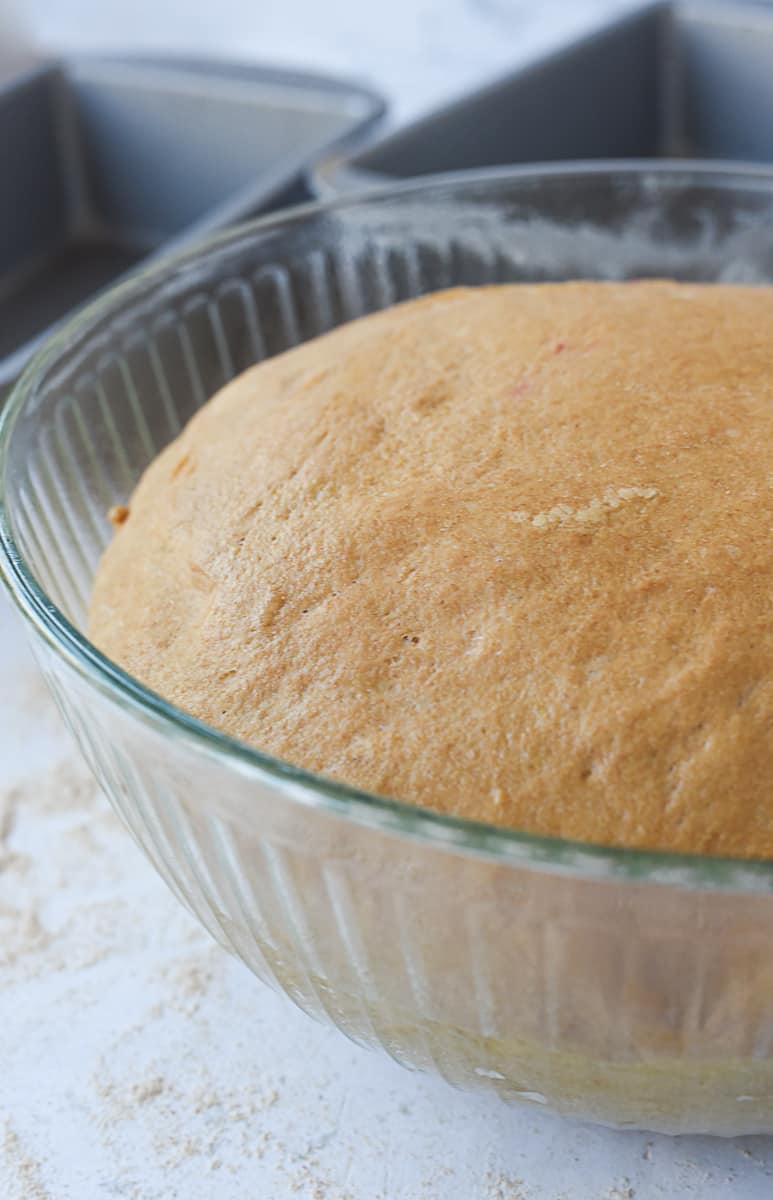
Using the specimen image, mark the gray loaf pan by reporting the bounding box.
[314,0,773,194]
[0,55,384,390]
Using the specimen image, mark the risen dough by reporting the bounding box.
[89,282,773,857]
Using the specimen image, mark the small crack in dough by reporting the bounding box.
[512,485,660,530]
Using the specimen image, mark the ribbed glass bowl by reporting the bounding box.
[4,164,773,1135]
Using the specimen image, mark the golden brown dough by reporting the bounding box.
[89,281,773,858]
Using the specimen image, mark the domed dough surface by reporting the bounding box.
[89,282,773,857]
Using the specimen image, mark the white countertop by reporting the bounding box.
[3,2,773,1197]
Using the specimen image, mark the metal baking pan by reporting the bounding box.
[0,55,384,391]
[314,1,773,195]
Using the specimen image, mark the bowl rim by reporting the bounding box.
[4,157,773,893]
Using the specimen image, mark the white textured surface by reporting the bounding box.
[3,1,773,1196]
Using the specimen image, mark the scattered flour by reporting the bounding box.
[485,1170,529,1200]
[603,1183,635,1200]
[0,1122,51,1200]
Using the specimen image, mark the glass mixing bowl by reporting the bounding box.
[4,163,773,1135]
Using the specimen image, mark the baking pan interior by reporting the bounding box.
[0,57,381,384]
[322,2,773,191]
